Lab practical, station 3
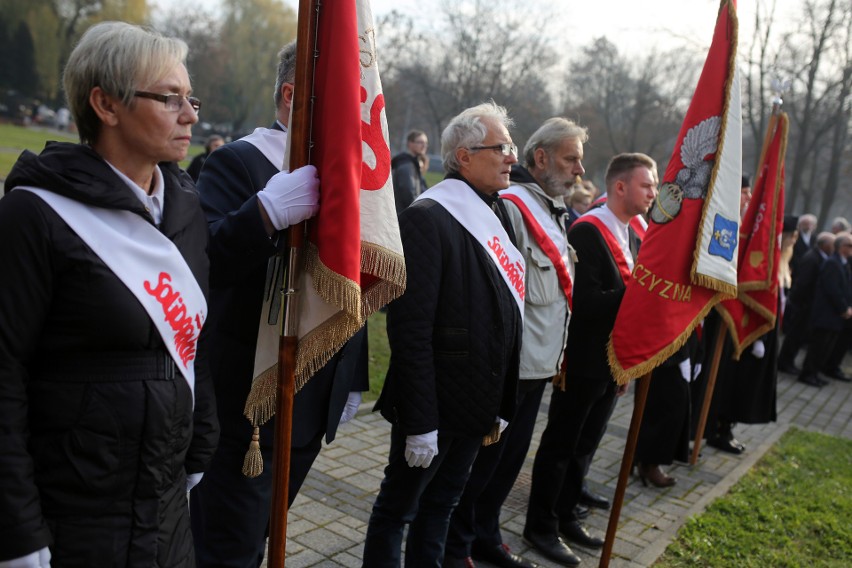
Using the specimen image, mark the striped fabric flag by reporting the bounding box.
[608,0,741,383]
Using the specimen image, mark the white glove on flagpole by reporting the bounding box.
[339,391,362,425]
[256,165,320,230]
[751,339,766,359]
[678,358,692,382]
[405,430,438,468]
[0,547,51,568]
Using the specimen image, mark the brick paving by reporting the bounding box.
[275,353,852,567]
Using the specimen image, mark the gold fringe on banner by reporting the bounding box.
[240,239,406,477]
[607,295,724,385]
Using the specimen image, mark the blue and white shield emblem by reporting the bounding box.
[708,214,738,262]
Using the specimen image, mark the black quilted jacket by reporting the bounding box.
[376,194,521,437]
[0,143,218,566]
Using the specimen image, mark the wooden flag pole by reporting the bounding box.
[599,372,652,568]
[690,323,727,465]
[267,0,320,565]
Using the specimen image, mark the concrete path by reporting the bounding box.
[279,355,852,567]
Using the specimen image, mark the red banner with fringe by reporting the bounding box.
[608,0,741,384]
[716,111,788,358]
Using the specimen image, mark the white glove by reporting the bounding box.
[256,165,320,231]
[692,363,703,381]
[751,339,765,359]
[0,547,51,568]
[405,430,438,468]
[497,418,509,434]
[339,391,362,425]
[678,358,692,382]
[186,472,204,493]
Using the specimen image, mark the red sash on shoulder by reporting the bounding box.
[572,215,633,284]
[590,195,647,239]
[501,193,573,310]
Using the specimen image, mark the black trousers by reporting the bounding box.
[800,328,839,381]
[445,379,547,557]
[635,365,690,465]
[526,373,617,537]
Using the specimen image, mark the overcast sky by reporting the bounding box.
[151,0,802,56]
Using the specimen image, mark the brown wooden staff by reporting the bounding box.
[266,0,320,565]
[690,323,727,465]
[599,372,652,568]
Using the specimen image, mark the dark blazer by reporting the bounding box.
[786,247,825,327]
[197,132,368,448]
[791,233,813,279]
[376,195,522,438]
[563,219,641,379]
[809,254,852,332]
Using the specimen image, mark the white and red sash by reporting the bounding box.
[572,214,636,284]
[590,195,647,239]
[417,179,525,318]
[500,186,573,310]
[16,186,206,399]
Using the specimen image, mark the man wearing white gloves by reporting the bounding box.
[189,42,369,568]
[363,102,524,566]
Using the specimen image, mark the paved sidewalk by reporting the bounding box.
[281,357,852,567]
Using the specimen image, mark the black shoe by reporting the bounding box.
[522,530,581,566]
[559,519,605,549]
[579,485,610,510]
[778,361,801,374]
[707,436,745,454]
[798,374,824,387]
[825,368,852,382]
[574,504,590,519]
[471,542,539,568]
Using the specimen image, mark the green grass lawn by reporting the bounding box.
[656,428,852,567]
[366,311,390,401]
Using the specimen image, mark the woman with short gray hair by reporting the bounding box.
[0,21,217,567]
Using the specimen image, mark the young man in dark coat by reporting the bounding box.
[363,102,524,567]
[189,42,369,568]
[524,153,657,566]
[391,129,429,213]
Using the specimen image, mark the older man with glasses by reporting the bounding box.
[363,102,524,567]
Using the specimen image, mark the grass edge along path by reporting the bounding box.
[655,427,852,567]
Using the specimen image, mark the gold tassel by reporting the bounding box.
[482,422,502,446]
[242,427,263,478]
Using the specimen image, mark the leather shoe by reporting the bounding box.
[559,519,604,549]
[443,556,476,568]
[574,504,590,519]
[707,436,745,454]
[636,463,676,488]
[522,530,580,566]
[579,484,610,510]
[798,374,825,387]
[471,542,539,568]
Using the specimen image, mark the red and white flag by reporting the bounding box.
[716,111,788,358]
[608,0,741,383]
[293,0,406,385]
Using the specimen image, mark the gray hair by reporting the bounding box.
[441,101,514,173]
[63,21,188,145]
[523,117,589,168]
[274,41,297,109]
[830,216,851,234]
